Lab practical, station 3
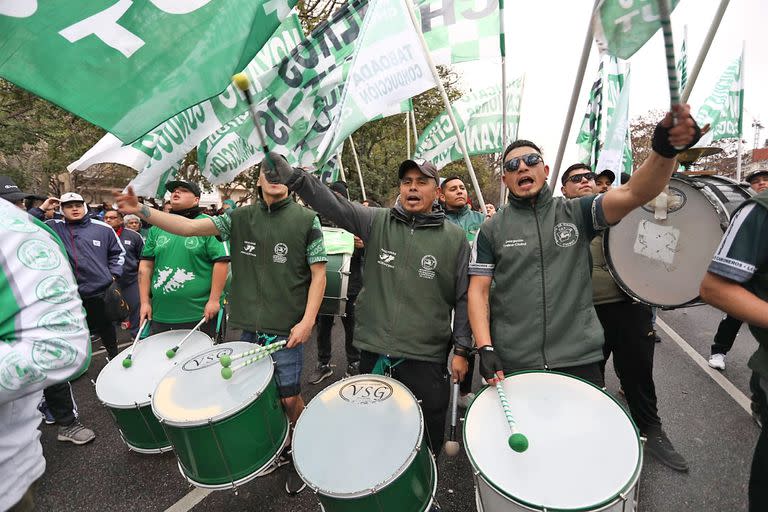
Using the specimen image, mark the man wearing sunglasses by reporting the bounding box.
[468,105,701,390]
[561,166,688,472]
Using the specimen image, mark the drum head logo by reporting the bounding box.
[641,187,687,214]
[419,255,437,279]
[182,347,234,371]
[339,379,394,405]
[273,243,288,263]
[553,222,579,248]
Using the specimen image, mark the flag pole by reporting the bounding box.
[549,0,599,190]
[735,40,745,182]
[349,136,367,201]
[497,0,508,207]
[410,110,419,146]
[406,113,412,158]
[337,145,347,182]
[403,0,487,215]
[681,0,731,103]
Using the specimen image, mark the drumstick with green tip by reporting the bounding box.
[231,73,274,169]
[221,341,287,380]
[122,320,148,368]
[165,317,207,358]
[219,343,279,368]
[496,381,529,453]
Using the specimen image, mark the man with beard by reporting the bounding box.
[139,181,229,338]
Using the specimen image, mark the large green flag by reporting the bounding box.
[677,25,688,92]
[593,0,680,59]
[0,0,297,143]
[596,69,633,177]
[695,56,743,144]
[413,78,524,169]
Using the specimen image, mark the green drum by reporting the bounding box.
[320,227,353,317]
[151,342,289,489]
[95,330,213,453]
[293,375,437,511]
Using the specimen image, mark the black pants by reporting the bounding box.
[120,279,141,338]
[460,354,476,394]
[553,362,605,388]
[751,372,768,511]
[359,350,449,455]
[43,381,76,426]
[595,302,661,432]
[150,319,217,340]
[712,314,743,356]
[82,296,118,358]
[316,296,359,366]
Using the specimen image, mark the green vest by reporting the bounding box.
[354,208,466,363]
[745,193,768,377]
[485,188,604,371]
[228,198,318,336]
[591,233,625,305]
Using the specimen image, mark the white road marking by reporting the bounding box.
[657,317,753,415]
[164,487,212,512]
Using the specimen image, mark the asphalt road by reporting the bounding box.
[34,304,759,512]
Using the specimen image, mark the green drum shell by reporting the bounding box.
[159,377,288,488]
[108,403,170,453]
[319,253,350,317]
[315,437,437,512]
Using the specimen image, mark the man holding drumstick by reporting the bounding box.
[116,171,327,496]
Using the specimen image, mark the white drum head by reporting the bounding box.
[464,372,641,510]
[605,177,726,307]
[95,331,212,409]
[292,375,423,497]
[152,342,274,427]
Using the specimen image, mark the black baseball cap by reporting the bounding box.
[0,175,34,203]
[746,169,768,183]
[165,180,201,197]
[398,159,439,184]
[596,169,616,184]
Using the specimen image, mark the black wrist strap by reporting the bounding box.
[453,345,472,358]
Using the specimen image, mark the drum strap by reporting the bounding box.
[372,355,405,377]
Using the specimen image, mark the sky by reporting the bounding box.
[453,0,764,175]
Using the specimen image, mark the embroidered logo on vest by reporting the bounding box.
[554,222,579,248]
[273,242,288,263]
[419,254,437,279]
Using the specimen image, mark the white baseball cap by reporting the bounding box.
[60,192,85,204]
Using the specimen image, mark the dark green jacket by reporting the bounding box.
[743,194,768,377]
[227,198,320,336]
[445,205,485,243]
[288,170,472,362]
[470,185,607,371]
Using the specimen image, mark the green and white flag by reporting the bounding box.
[595,69,633,176]
[316,0,437,163]
[575,57,626,169]
[196,0,499,185]
[677,25,688,92]
[413,77,524,169]
[0,0,298,143]
[695,55,743,145]
[67,14,305,196]
[593,0,680,59]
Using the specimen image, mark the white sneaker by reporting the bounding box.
[457,392,475,409]
[708,353,726,370]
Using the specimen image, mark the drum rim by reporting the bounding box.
[603,175,729,309]
[150,342,276,427]
[462,370,643,511]
[293,374,427,498]
[95,331,213,408]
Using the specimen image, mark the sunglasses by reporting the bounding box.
[565,172,596,184]
[504,153,543,172]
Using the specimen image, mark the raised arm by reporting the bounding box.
[115,187,219,237]
[601,104,701,225]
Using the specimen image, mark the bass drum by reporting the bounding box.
[604,174,753,308]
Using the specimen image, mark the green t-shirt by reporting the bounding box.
[141,215,230,323]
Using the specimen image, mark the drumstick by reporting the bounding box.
[221,341,287,380]
[444,382,461,457]
[495,381,529,453]
[656,0,685,150]
[231,73,274,169]
[122,320,148,368]
[219,343,278,368]
[165,317,207,358]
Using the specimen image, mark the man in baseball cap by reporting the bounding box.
[398,159,440,184]
[0,175,34,205]
[165,180,202,197]
[746,169,768,194]
[595,169,616,193]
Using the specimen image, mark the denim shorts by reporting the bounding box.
[240,331,302,398]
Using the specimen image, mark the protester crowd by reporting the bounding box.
[3,105,768,512]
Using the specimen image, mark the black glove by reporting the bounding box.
[651,115,702,158]
[478,346,504,380]
[260,151,301,186]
